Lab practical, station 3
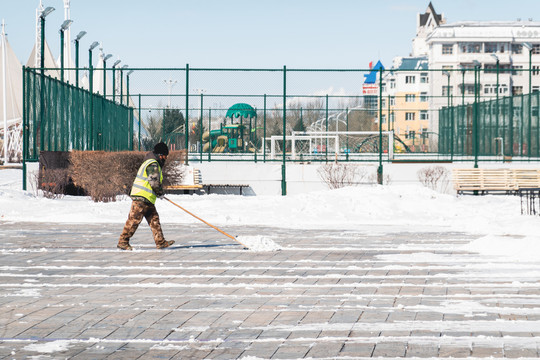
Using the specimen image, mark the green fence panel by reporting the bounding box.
[23,67,134,161]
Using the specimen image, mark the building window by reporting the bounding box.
[442,86,453,96]
[390,96,395,106]
[381,115,386,124]
[405,76,416,84]
[534,86,540,93]
[533,44,540,54]
[512,44,523,54]
[484,42,498,53]
[420,92,428,102]
[405,94,416,102]
[533,66,540,76]
[459,84,476,95]
[389,79,396,89]
[420,73,429,83]
[460,42,482,53]
[420,111,429,120]
[442,44,453,54]
[513,86,523,95]
[512,65,523,76]
[405,112,415,121]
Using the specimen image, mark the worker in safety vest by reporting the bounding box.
[117,142,175,250]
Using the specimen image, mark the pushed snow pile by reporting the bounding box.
[236,236,281,251]
[23,339,72,353]
[463,235,540,261]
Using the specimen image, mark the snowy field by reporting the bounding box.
[1,168,540,358]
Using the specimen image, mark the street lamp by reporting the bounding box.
[88,41,99,91]
[59,20,73,82]
[74,31,86,87]
[164,80,177,108]
[112,59,121,103]
[102,53,112,97]
[120,65,128,105]
[39,6,55,74]
[523,42,533,156]
[126,70,134,105]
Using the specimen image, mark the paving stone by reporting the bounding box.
[1,222,538,358]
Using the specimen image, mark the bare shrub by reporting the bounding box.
[417,165,450,192]
[39,168,69,199]
[317,163,368,189]
[70,150,186,202]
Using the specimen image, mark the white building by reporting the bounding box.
[408,3,540,149]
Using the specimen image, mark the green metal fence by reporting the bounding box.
[439,90,540,160]
[23,67,134,162]
[21,64,540,193]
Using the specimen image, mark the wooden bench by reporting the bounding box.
[452,168,540,195]
[164,168,251,195]
[164,167,204,194]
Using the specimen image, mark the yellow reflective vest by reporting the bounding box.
[130,158,163,204]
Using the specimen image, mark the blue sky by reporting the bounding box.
[3,0,540,70]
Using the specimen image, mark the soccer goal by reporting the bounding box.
[266,131,394,160]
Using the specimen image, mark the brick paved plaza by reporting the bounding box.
[0,221,539,359]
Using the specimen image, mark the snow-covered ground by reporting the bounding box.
[1,168,539,258]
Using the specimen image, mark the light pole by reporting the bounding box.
[88,41,99,91]
[102,53,112,98]
[126,70,134,104]
[164,80,177,108]
[120,65,128,105]
[88,41,99,149]
[111,59,121,103]
[74,30,86,87]
[59,20,72,82]
[523,42,533,156]
[39,6,55,74]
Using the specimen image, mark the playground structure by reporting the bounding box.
[202,103,258,153]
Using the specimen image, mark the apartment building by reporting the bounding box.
[384,2,540,150]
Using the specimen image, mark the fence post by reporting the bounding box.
[22,66,27,190]
[138,94,141,150]
[263,94,267,163]
[281,66,287,196]
[325,94,329,162]
[200,92,203,161]
[377,67,383,184]
[208,108,211,162]
[185,64,189,165]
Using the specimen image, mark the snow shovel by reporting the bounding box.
[163,196,249,249]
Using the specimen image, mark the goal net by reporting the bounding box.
[266,131,394,160]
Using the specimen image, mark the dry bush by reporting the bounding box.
[417,165,450,192]
[317,163,368,189]
[70,150,186,202]
[37,168,68,199]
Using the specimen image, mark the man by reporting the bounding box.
[117,142,175,250]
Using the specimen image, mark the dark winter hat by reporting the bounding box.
[153,142,169,156]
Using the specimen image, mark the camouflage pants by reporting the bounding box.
[118,200,166,247]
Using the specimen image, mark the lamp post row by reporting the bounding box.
[40,5,130,104]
